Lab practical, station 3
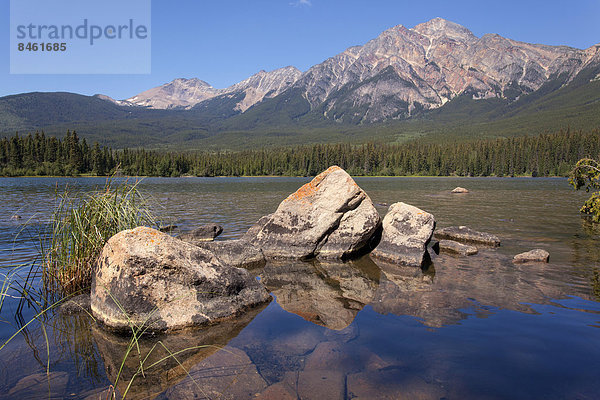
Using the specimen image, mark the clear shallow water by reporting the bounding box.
[0,177,599,399]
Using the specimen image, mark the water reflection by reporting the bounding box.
[369,249,596,327]
[92,302,269,400]
[256,257,381,330]
[0,304,106,398]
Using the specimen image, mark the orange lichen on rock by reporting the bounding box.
[284,166,341,203]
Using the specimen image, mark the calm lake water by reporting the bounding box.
[0,177,599,399]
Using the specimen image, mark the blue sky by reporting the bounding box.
[2,0,599,99]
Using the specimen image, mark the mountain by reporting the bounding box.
[116,18,599,124]
[123,78,221,109]
[1,18,599,149]
[264,18,597,123]
[121,66,302,111]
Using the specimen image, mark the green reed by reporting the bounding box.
[41,178,157,296]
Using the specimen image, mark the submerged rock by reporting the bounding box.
[370,202,435,267]
[435,226,501,247]
[161,347,268,400]
[91,227,270,332]
[439,239,478,256]
[7,372,68,400]
[59,294,91,315]
[304,341,390,373]
[178,224,223,243]
[195,239,266,269]
[158,224,177,233]
[513,249,550,263]
[246,166,381,259]
[451,187,469,193]
[347,369,445,400]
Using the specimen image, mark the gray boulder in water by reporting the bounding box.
[246,166,381,260]
[451,187,469,193]
[370,202,436,267]
[91,227,270,332]
[513,249,550,263]
[435,226,501,247]
[178,224,223,243]
[439,239,478,256]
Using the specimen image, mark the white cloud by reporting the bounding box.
[290,0,312,7]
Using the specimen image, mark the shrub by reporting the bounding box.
[569,158,600,222]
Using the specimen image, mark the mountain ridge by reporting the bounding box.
[107,17,598,125]
[1,18,599,150]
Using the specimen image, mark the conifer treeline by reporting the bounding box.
[1,129,599,177]
[0,131,115,176]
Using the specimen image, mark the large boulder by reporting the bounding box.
[246,166,381,259]
[435,226,500,246]
[370,202,435,267]
[91,227,270,332]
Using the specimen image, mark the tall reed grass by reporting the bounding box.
[41,179,157,296]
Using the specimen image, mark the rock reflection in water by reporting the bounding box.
[574,219,600,300]
[370,249,588,327]
[92,302,269,400]
[257,257,381,330]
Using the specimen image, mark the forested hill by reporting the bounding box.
[1,129,598,177]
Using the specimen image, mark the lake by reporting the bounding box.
[1,176,599,399]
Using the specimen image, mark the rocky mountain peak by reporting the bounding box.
[124,77,221,109]
[412,17,476,42]
[228,66,303,112]
[172,78,213,87]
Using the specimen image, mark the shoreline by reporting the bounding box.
[0,174,569,179]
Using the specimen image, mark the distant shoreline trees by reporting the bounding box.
[0,130,115,177]
[1,128,599,178]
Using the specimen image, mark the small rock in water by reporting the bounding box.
[10,214,21,220]
[435,226,500,247]
[428,239,440,255]
[178,224,223,243]
[439,239,478,256]
[513,249,550,263]
[451,187,469,193]
[371,202,436,267]
[158,224,178,232]
[59,294,91,315]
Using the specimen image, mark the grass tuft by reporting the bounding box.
[41,178,157,296]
